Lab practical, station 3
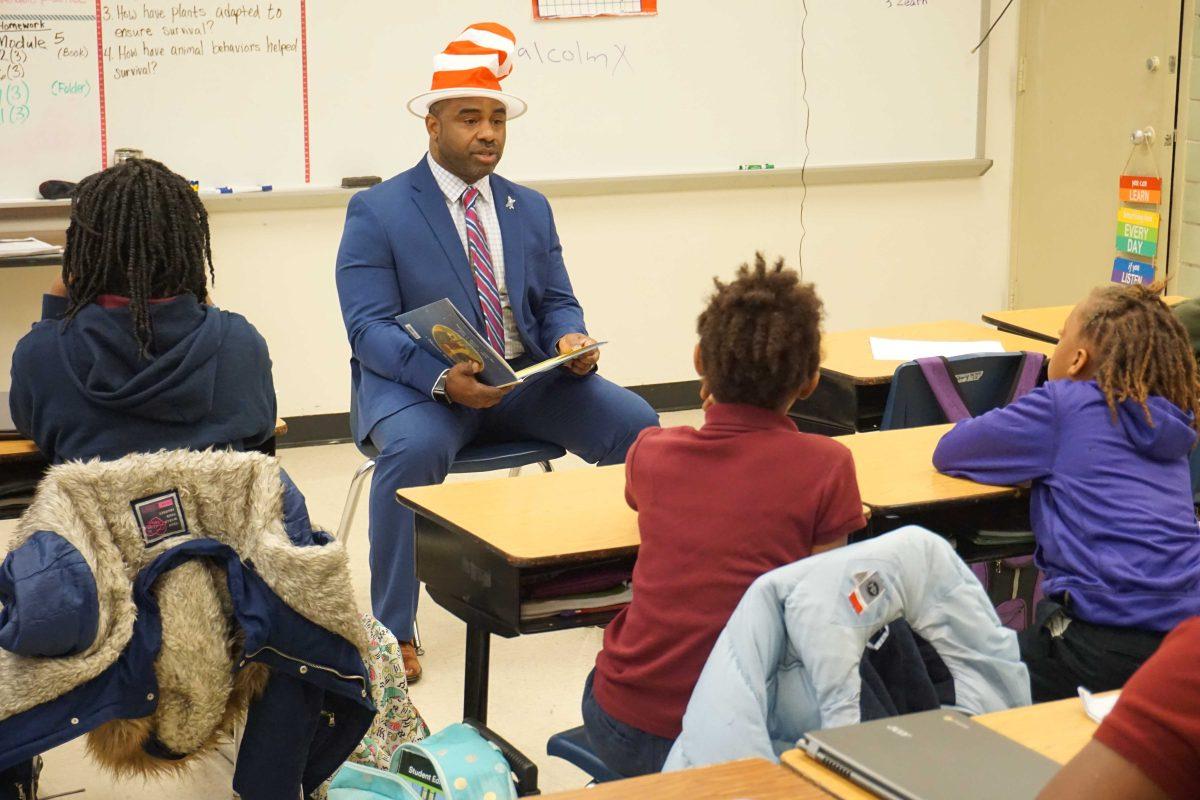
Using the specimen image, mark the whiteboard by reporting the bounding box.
[0,0,986,200]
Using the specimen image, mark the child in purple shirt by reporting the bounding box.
[934,283,1200,701]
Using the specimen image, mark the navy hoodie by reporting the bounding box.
[9,294,276,464]
[934,379,1200,631]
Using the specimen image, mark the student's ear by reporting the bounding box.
[693,343,704,378]
[796,370,820,401]
[1065,347,1091,379]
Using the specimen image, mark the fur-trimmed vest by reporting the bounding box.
[0,449,375,800]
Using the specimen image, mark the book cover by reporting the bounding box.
[396,298,604,387]
[396,298,518,386]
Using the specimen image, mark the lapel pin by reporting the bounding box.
[506,195,516,211]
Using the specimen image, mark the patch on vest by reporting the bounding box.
[848,570,885,615]
[130,489,189,547]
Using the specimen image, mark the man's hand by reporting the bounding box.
[444,361,513,409]
[557,333,600,376]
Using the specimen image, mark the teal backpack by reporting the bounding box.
[328,723,525,800]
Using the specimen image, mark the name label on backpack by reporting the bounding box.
[130,489,189,548]
[397,750,443,792]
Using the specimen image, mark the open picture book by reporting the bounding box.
[396,298,605,388]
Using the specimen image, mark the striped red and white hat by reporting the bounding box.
[408,22,527,119]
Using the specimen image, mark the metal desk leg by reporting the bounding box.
[464,623,491,724]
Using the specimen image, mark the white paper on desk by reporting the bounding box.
[1079,687,1120,723]
[869,337,1006,361]
[0,237,63,258]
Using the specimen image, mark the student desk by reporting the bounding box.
[838,423,1029,560]
[781,693,1111,799]
[543,758,832,800]
[0,253,63,270]
[0,419,289,519]
[982,296,1187,343]
[790,321,1056,434]
[0,418,289,463]
[398,424,1024,724]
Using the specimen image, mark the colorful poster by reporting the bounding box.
[1119,175,1163,205]
[1116,236,1158,258]
[1116,207,1160,229]
[533,0,657,19]
[1112,257,1156,286]
[1114,220,1159,244]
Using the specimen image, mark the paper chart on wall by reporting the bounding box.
[533,0,657,20]
[869,338,1005,361]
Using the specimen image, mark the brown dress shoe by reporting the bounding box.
[400,640,422,683]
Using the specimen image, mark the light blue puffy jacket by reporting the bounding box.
[664,526,1031,771]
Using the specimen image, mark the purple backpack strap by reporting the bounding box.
[916,357,972,423]
[1006,351,1045,404]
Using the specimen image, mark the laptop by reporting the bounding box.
[799,708,1061,800]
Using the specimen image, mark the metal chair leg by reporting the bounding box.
[412,618,424,655]
[335,458,376,545]
[538,460,553,473]
[507,466,522,478]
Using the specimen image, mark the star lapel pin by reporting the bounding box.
[506,195,516,211]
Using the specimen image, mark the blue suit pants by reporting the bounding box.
[365,368,658,640]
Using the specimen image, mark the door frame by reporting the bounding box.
[1167,0,1197,291]
[1008,0,1188,307]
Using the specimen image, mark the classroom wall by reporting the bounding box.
[0,9,1021,420]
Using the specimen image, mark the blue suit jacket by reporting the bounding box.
[335,157,587,441]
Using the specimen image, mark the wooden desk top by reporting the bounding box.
[839,423,1018,511]
[820,320,1056,385]
[399,464,639,566]
[0,419,289,464]
[781,694,1110,799]
[983,296,1187,343]
[399,424,1005,566]
[543,758,831,800]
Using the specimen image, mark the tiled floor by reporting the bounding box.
[0,409,701,798]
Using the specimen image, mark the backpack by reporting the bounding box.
[916,352,1046,632]
[313,615,430,800]
[328,723,519,800]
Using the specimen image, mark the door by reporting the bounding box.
[1010,0,1183,308]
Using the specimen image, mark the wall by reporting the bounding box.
[0,10,1022,419]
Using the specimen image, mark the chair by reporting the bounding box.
[334,438,566,544]
[880,350,1046,631]
[547,726,621,784]
[334,419,566,650]
[880,351,1046,430]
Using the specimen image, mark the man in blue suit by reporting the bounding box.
[335,22,658,680]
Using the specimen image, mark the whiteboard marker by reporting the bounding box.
[216,185,274,194]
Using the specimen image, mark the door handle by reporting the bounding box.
[1131,127,1156,146]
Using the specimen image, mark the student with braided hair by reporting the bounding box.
[935,283,1200,701]
[9,158,276,464]
[582,254,866,777]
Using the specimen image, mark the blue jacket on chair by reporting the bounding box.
[335,157,587,443]
[0,451,374,800]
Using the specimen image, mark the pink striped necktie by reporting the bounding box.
[461,186,506,356]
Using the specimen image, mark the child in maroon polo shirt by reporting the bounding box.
[581,254,866,778]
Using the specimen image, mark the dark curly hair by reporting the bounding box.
[1080,282,1200,432]
[697,253,824,410]
[62,158,214,356]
